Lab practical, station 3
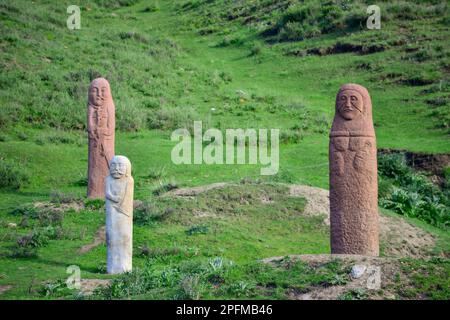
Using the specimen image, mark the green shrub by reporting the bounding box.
[338,288,368,300]
[0,159,29,189]
[378,176,394,199]
[378,153,450,229]
[378,153,410,181]
[134,201,174,225]
[17,225,62,248]
[50,190,79,204]
[185,225,209,235]
[249,43,262,56]
[11,204,39,218]
[280,129,303,144]
[272,1,363,41]
[84,198,105,210]
[9,246,38,259]
[145,166,167,181]
[142,4,160,12]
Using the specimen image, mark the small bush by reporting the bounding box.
[9,246,38,258]
[37,209,64,227]
[17,225,63,249]
[280,129,303,144]
[217,35,244,47]
[271,1,364,42]
[84,198,105,210]
[73,176,88,187]
[249,43,262,56]
[338,288,368,300]
[145,166,166,181]
[11,204,39,218]
[50,191,79,204]
[141,4,159,12]
[180,275,203,300]
[378,153,410,181]
[185,225,209,236]
[0,159,29,190]
[226,281,256,297]
[134,201,174,225]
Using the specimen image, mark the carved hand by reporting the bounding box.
[105,189,122,203]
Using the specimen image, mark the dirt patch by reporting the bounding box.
[379,215,436,258]
[262,254,399,300]
[289,185,330,225]
[78,226,106,254]
[34,200,84,214]
[0,285,12,295]
[79,279,110,295]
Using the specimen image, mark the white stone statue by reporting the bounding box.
[105,155,134,274]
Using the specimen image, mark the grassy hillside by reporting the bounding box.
[0,0,449,299]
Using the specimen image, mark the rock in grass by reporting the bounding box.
[350,264,367,279]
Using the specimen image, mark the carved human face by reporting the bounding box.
[337,90,363,120]
[89,80,109,106]
[110,159,127,179]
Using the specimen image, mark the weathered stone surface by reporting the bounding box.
[87,77,115,199]
[329,83,379,256]
[105,155,134,274]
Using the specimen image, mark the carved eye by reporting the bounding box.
[351,96,357,101]
[340,96,346,100]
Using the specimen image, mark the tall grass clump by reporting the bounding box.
[270,1,366,42]
[0,159,29,190]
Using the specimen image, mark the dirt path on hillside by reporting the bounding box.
[78,226,106,254]
[166,183,436,259]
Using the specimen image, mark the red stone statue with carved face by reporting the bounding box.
[87,78,115,198]
[329,83,379,256]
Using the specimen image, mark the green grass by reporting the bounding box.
[0,183,329,299]
[0,0,449,299]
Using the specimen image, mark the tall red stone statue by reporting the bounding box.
[87,78,115,198]
[329,84,379,256]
